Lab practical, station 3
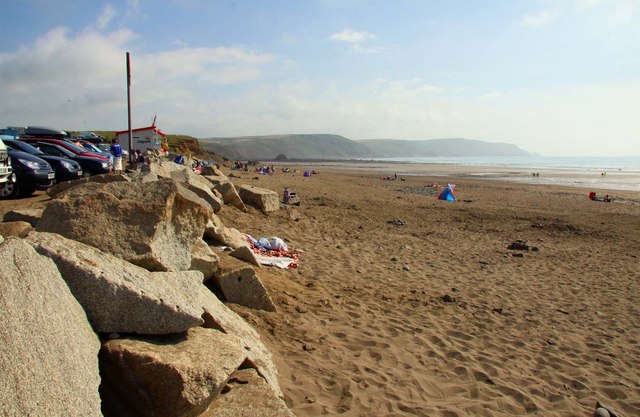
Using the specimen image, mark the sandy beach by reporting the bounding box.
[220,163,640,416]
[3,163,639,416]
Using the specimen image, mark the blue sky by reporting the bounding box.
[1,0,639,156]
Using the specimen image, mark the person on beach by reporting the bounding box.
[133,149,146,170]
[110,138,123,174]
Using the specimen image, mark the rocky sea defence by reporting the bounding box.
[0,159,293,417]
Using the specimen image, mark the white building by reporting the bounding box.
[115,125,167,153]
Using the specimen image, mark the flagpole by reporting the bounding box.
[126,52,133,165]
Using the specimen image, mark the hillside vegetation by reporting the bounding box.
[66,131,530,161]
[198,134,374,160]
[199,134,530,160]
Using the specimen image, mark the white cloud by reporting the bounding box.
[521,10,556,27]
[0,25,276,131]
[96,4,116,31]
[329,28,381,54]
[329,28,377,43]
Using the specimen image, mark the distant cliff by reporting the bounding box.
[198,134,530,160]
[358,138,530,157]
[198,134,373,160]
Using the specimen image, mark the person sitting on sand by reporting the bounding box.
[133,149,146,169]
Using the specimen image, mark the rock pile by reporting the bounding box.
[0,161,294,417]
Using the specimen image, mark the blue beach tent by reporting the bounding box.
[437,184,455,202]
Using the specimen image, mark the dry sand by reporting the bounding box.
[221,163,640,417]
[3,164,639,416]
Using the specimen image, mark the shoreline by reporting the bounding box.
[263,160,640,194]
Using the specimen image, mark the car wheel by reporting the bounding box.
[0,182,19,199]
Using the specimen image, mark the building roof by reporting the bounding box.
[115,125,167,137]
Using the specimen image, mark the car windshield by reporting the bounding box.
[6,140,45,155]
[83,143,101,152]
[63,141,86,152]
[36,143,73,157]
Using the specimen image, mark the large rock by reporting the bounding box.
[26,231,205,335]
[100,327,247,417]
[200,166,225,176]
[214,254,275,312]
[140,160,174,178]
[148,161,222,212]
[202,174,229,187]
[191,238,220,282]
[0,238,101,417]
[2,207,43,226]
[47,178,89,197]
[47,174,130,198]
[0,221,32,238]
[166,165,223,213]
[238,185,280,212]
[202,176,246,212]
[203,369,295,417]
[205,225,250,250]
[229,245,261,267]
[196,286,283,398]
[130,171,159,183]
[36,178,212,271]
[216,181,247,211]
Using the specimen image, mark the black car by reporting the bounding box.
[31,142,110,177]
[4,139,83,182]
[0,150,55,198]
[75,132,104,144]
[21,126,68,139]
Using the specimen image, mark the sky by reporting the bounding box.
[1,0,639,156]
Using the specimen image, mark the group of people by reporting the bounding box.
[109,139,147,174]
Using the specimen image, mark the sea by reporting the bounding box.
[374,155,640,192]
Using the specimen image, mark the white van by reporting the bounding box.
[0,139,14,184]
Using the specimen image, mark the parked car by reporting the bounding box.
[75,132,104,144]
[0,138,14,185]
[3,138,83,182]
[96,142,129,157]
[31,142,110,177]
[20,137,111,163]
[20,126,69,139]
[0,149,55,198]
[77,140,119,161]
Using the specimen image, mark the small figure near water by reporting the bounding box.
[588,191,611,202]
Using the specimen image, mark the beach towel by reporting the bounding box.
[245,234,298,268]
